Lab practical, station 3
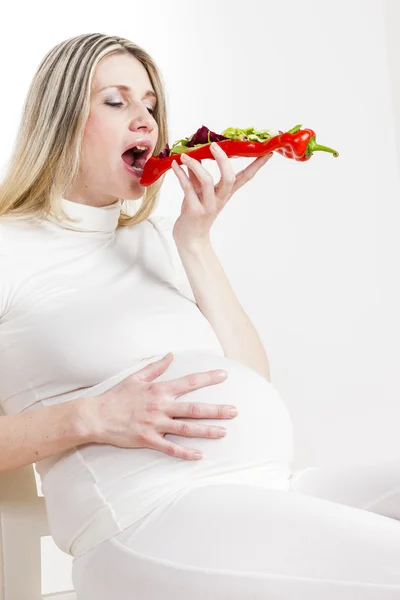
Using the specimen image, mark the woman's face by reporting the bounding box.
[69,52,159,207]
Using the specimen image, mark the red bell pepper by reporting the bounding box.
[139,124,339,187]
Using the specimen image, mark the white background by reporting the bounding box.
[1,0,399,594]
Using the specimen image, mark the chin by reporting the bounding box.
[115,180,143,201]
[127,185,145,200]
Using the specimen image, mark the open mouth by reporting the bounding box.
[121,145,151,176]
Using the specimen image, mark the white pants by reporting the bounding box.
[71,460,400,599]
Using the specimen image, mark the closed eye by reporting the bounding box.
[105,101,155,115]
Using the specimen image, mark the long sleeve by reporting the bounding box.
[147,214,197,304]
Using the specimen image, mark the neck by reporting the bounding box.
[64,192,120,209]
[46,197,123,234]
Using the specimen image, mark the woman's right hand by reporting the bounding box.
[83,353,237,460]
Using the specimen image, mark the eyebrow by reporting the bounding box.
[97,84,157,102]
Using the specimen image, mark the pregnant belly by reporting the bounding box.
[72,350,294,490]
[157,351,294,479]
[38,351,294,556]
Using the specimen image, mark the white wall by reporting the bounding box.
[384,0,400,179]
[1,0,399,594]
[159,0,400,472]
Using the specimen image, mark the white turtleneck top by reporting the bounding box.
[0,198,293,558]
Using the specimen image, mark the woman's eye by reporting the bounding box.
[105,102,155,116]
[105,101,123,108]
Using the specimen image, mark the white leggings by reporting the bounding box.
[71,461,400,599]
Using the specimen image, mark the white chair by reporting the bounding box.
[0,414,77,600]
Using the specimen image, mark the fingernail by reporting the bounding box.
[193,451,202,459]
[211,142,222,153]
[216,370,228,379]
[229,407,238,417]
[217,428,227,437]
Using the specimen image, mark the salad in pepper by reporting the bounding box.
[139,124,339,186]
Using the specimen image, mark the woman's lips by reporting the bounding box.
[122,160,144,180]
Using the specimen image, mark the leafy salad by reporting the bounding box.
[158,125,278,158]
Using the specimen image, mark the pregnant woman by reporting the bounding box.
[1,33,399,599]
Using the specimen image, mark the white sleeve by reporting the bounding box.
[147,214,197,304]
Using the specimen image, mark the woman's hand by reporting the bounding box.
[84,353,237,461]
[171,143,273,247]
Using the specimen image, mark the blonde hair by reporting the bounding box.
[0,33,169,227]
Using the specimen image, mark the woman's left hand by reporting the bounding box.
[171,142,273,247]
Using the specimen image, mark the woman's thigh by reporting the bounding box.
[290,460,400,519]
[72,483,400,600]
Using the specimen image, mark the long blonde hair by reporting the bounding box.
[0,33,169,227]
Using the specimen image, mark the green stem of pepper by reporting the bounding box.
[306,137,339,158]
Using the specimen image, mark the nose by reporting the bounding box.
[128,106,155,132]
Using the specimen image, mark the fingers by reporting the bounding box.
[134,353,174,382]
[172,145,271,216]
[148,434,203,461]
[172,159,204,212]
[210,143,236,200]
[161,419,227,439]
[180,153,215,210]
[166,401,238,420]
[159,369,228,398]
[234,152,273,192]
[187,159,203,195]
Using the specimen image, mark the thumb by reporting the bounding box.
[135,353,174,382]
